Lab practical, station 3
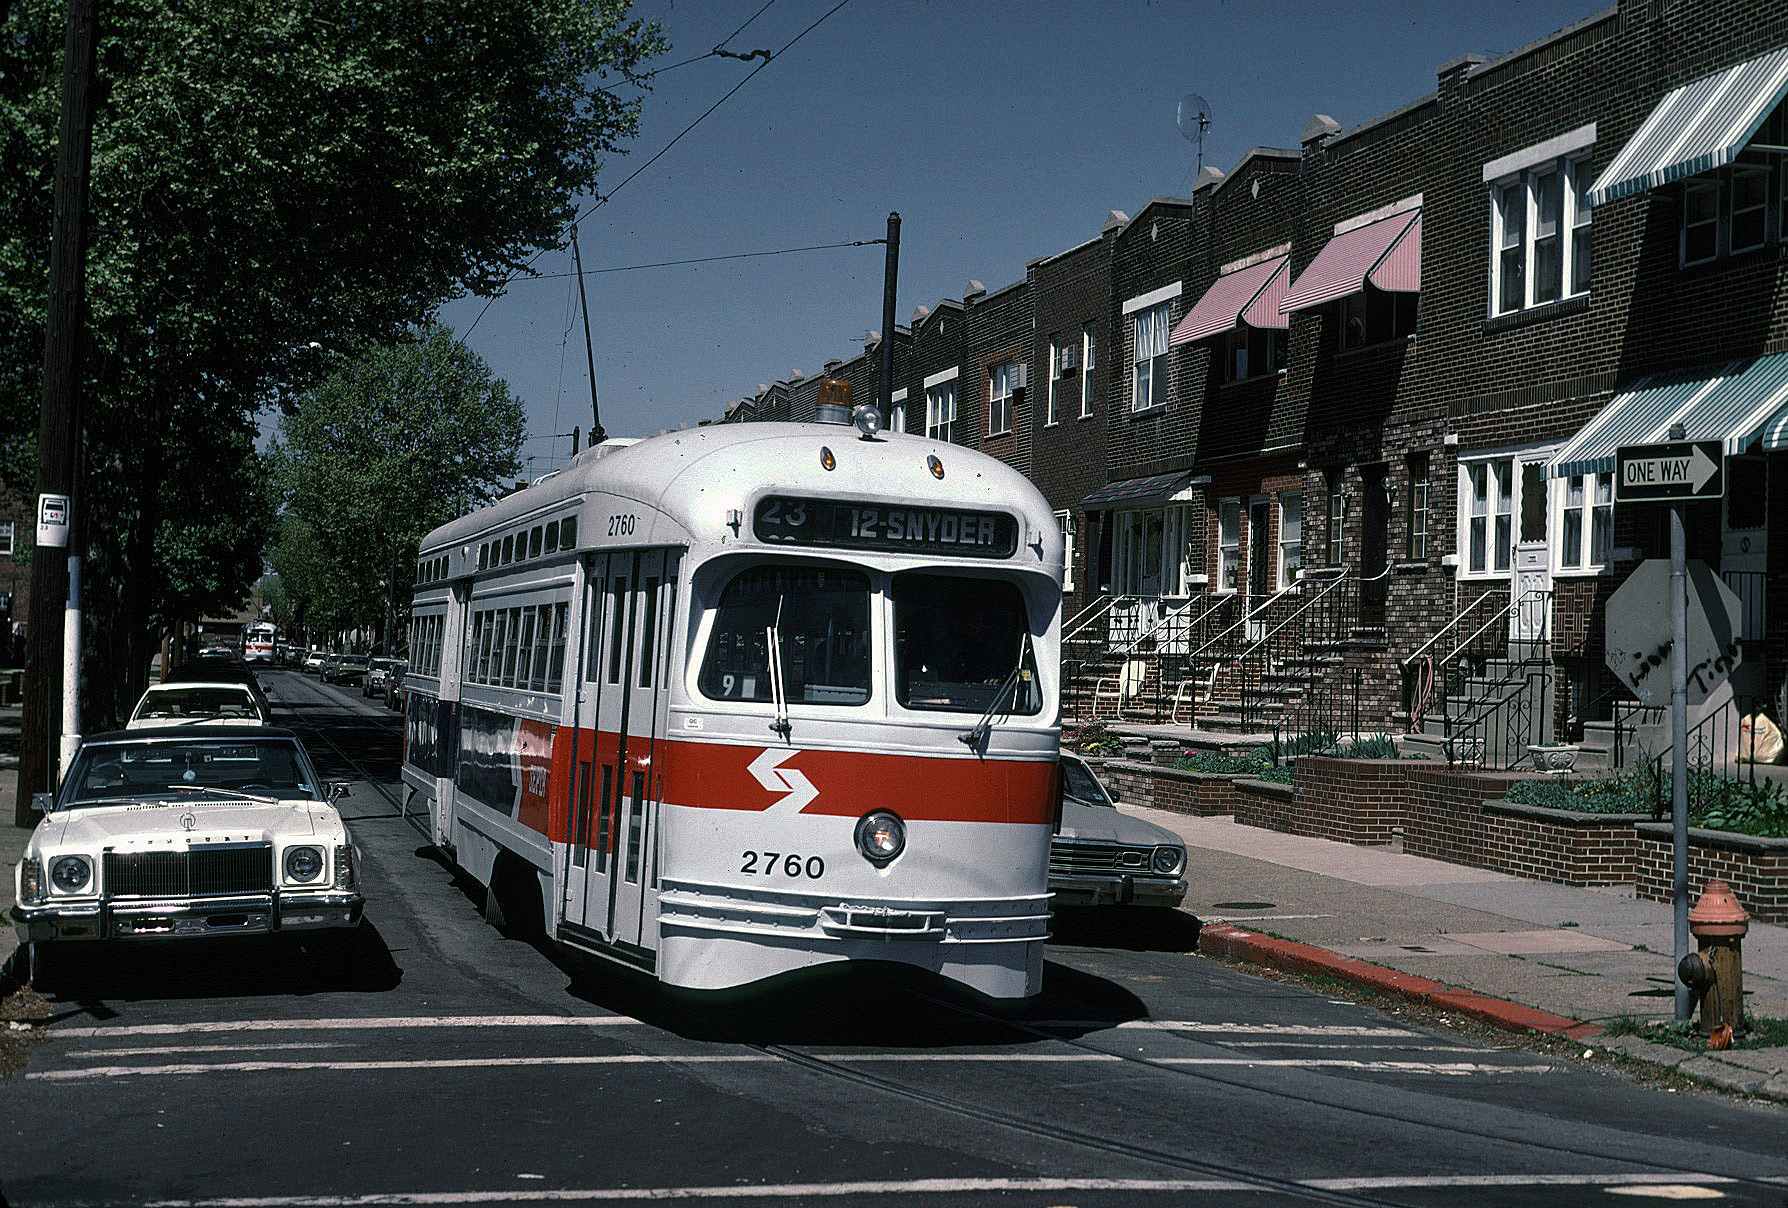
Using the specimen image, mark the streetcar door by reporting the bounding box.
[611,549,678,950]
[561,555,610,934]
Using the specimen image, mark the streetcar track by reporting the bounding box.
[267,674,1788,1205]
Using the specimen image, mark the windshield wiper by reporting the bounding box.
[958,632,1034,748]
[766,595,791,737]
[168,784,283,806]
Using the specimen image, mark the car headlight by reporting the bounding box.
[284,845,327,884]
[50,855,93,894]
[1152,847,1183,875]
[19,856,44,905]
[854,811,906,865]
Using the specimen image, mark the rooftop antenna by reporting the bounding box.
[1177,92,1212,176]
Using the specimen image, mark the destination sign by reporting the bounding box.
[753,496,1018,558]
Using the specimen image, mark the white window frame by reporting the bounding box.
[0,520,13,557]
[1555,469,1614,575]
[1080,324,1096,418]
[924,370,957,444]
[989,361,1016,437]
[1682,175,1723,266]
[1130,301,1171,412]
[1217,498,1241,593]
[1046,342,1063,426]
[1406,452,1431,560]
[1730,162,1770,255]
[1277,492,1302,585]
[1487,147,1592,316]
[890,387,907,434]
[1458,455,1515,578]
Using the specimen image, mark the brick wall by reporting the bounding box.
[1634,824,1788,924]
[1099,759,1253,817]
[1401,766,1546,866]
[1483,800,1643,886]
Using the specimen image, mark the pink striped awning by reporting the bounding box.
[1169,256,1290,346]
[1280,209,1422,313]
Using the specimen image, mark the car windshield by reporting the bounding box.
[134,687,260,720]
[62,737,323,805]
[1061,758,1113,807]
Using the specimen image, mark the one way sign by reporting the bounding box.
[1615,440,1724,502]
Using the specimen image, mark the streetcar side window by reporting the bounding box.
[560,518,576,549]
[894,574,1041,715]
[530,526,544,558]
[638,577,659,689]
[548,603,568,692]
[607,577,629,685]
[698,565,870,705]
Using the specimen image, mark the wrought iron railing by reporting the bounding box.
[1647,692,1781,818]
[1400,585,1511,732]
[1233,569,1362,732]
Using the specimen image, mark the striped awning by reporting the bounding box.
[1077,470,1195,511]
[1280,210,1421,313]
[1549,351,1788,479]
[1588,45,1788,207]
[1169,256,1290,346]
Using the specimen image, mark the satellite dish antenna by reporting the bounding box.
[1177,92,1212,174]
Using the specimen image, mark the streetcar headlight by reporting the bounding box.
[1152,847,1183,876]
[50,855,92,894]
[854,811,906,865]
[284,845,327,884]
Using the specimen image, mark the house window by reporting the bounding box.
[1217,499,1241,592]
[1558,471,1614,572]
[0,520,12,556]
[1490,152,1592,314]
[1406,452,1430,559]
[1326,470,1345,565]
[890,388,906,434]
[1081,324,1096,418]
[1462,457,1514,575]
[1278,493,1302,584]
[989,362,1016,437]
[1338,286,1418,351]
[1731,164,1770,254]
[1046,340,1066,426]
[925,380,956,443]
[1680,159,1786,265]
[1221,325,1287,383]
[1055,509,1077,584]
[1683,177,1722,265]
[1131,301,1170,411]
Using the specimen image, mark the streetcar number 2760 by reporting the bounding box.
[741,852,825,878]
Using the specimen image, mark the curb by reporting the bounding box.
[1199,922,1605,1042]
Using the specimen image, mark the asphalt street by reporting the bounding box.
[1,671,1785,1208]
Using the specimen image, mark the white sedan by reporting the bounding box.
[1049,753,1188,909]
[127,681,271,728]
[11,726,363,986]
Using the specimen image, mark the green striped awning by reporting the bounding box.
[1549,351,1788,479]
[1588,45,1788,207]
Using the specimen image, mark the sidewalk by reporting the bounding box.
[1130,801,1788,1103]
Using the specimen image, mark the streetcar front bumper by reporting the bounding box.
[12,889,365,944]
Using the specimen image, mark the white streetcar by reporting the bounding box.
[243,620,277,664]
[401,388,1063,997]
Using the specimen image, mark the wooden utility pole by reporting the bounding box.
[17,0,97,823]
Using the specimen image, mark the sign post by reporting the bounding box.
[1613,435,1727,1024]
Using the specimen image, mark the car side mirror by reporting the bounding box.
[328,782,351,801]
[31,791,53,814]
[1106,783,1122,803]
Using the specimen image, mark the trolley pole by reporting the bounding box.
[571,223,605,445]
[878,212,900,425]
[17,0,97,821]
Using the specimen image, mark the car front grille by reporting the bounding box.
[104,845,274,898]
[1049,840,1155,874]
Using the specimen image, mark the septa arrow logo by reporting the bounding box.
[1688,443,1720,493]
[747,748,819,814]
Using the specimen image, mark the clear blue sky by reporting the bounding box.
[435,0,1600,481]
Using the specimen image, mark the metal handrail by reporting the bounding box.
[1063,594,1124,645]
[1400,586,1510,670]
[1110,592,1226,657]
[1184,572,1331,667]
[1238,566,1365,657]
[1406,585,1548,675]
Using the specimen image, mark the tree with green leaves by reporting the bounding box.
[0,0,664,742]
[269,323,524,650]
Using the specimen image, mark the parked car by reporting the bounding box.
[362,657,404,698]
[127,681,271,728]
[163,656,270,714]
[303,649,329,672]
[383,661,408,711]
[11,726,363,987]
[1049,753,1188,909]
[322,653,370,686]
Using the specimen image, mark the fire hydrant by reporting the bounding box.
[1677,880,1749,1039]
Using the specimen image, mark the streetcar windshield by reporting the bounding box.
[894,574,1041,715]
[700,565,871,705]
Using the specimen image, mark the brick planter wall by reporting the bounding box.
[1290,757,1410,846]
[1233,777,1297,833]
[1098,759,1252,816]
[1633,824,1788,924]
[1401,768,1545,868]
[1482,801,1645,886]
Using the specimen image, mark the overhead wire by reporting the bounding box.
[457,0,857,345]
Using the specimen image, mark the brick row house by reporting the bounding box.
[726,0,1788,763]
